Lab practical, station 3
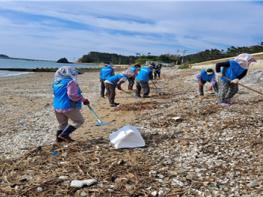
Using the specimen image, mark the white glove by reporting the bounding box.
[231,79,239,84]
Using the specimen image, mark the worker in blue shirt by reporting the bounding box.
[196,68,218,96]
[104,73,128,107]
[135,65,153,98]
[99,63,114,98]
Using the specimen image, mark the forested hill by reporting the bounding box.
[78,52,136,64]
[183,43,263,64]
[78,43,263,65]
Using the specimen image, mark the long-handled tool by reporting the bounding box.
[151,80,162,94]
[87,105,110,126]
[223,77,263,96]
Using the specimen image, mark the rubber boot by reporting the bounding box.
[59,125,76,142]
[56,130,63,142]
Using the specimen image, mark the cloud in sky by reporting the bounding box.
[0,1,263,60]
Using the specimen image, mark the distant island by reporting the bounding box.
[56,57,70,63]
[0,54,10,59]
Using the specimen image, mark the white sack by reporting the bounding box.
[109,125,145,149]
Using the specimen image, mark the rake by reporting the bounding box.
[87,104,110,126]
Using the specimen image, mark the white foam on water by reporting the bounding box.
[0,70,31,78]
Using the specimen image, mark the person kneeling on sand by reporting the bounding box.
[53,66,90,142]
[104,73,129,107]
[135,64,153,98]
[123,64,141,90]
[196,68,218,96]
[99,63,114,98]
[216,53,256,106]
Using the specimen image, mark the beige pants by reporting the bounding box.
[55,109,85,130]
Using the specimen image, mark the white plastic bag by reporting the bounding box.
[109,125,145,149]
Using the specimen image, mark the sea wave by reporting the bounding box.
[0,70,31,78]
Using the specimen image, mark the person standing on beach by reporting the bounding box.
[152,63,162,79]
[216,53,256,106]
[99,63,114,98]
[196,68,218,96]
[135,64,153,98]
[104,73,129,107]
[123,64,141,90]
[53,66,89,142]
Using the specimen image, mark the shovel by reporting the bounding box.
[87,105,110,126]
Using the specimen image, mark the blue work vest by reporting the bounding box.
[200,69,215,82]
[106,73,127,85]
[53,78,82,110]
[135,67,152,82]
[222,60,247,81]
[100,65,114,80]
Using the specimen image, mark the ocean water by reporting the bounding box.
[0,58,99,77]
[0,70,31,78]
[0,58,98,69]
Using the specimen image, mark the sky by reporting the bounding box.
[0,0,263,61]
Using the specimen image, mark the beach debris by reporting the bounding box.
[36,187,43,192]
[70,179,97,188]
[58,176,69,180]
[1,68,263,196]
[80,191,88,196]
[172,116,182,122]
[109,125,145,149]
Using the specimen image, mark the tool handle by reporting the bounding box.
[223,76,263,96]
[87,105,102,121]
[151,81,158,89]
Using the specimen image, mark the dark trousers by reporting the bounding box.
[136,80,150,97]
[105,83,116,105]
[128,78,135,90]
[100,80,106,97]
[154,71,161,79]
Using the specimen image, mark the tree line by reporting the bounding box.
[77,42,263,65]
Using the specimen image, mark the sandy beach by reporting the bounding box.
[0,68,263,196]
[0,70,143,159]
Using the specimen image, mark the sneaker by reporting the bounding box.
[114,102,120,105]
[110,103,118,107]
[142,95,150,98]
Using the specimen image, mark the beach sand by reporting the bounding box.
[0,71,142,159]
[1,68,263,196]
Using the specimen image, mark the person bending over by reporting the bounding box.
[104,73,128,107]
[216,53,256,106]
[196,68,218,96]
